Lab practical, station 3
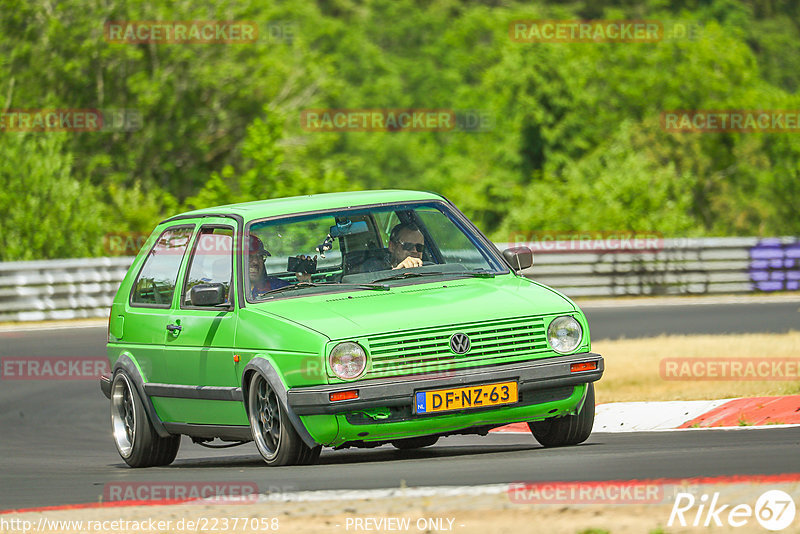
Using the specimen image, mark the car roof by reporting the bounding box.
[163,189,446,224]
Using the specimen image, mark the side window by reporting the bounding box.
[373,211,400,247]
[183,227,234,306]
[131,226,193,307]
[416,208,487,266]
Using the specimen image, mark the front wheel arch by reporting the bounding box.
[246,371,321,466]
[241,358,319,450]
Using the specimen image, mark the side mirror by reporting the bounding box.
[503,246,533,271]
[190,283,227,306]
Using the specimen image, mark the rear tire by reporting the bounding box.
[247,373,320,466]
[110,371,180,467]
[391,435,439,450]
[528,383,595,448]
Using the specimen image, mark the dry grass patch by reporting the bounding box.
[592,331,800,403]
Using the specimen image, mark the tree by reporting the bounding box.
[0,134,104,260]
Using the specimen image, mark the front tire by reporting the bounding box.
[528,383,595,448]
[247,373,320,466]
[110,371,180,467]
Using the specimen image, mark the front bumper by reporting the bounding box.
[287,352,603,415]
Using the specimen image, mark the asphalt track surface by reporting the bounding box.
[1,300,799,511]
[584,299,800,340]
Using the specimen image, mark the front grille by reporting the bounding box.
[364,315,549,378]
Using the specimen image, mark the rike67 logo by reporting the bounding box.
[669,490,797,531]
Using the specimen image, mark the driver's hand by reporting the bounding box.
[392,256,423,270]
[295,255,315,282]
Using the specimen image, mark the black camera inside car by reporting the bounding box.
[287,256,317,274]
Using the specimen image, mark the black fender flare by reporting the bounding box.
[242,358,319,449]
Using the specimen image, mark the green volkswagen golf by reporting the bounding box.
[101,190,603,467]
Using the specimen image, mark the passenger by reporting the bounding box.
[247,235,315,298]
[247,235,289,297]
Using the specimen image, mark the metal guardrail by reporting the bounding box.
[0,237,797,322]
[0,257,134,322]
[508,237,799,298]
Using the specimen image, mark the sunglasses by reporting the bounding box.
[397,241,424,253]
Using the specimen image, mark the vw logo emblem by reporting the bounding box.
[449,333,471,354]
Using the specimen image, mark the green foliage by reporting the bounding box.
[1,0,799,260]
[184,108,360,209]
[0,134,103,260]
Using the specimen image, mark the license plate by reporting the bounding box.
[414,381,518,414]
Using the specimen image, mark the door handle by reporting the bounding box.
[166,323,182,333]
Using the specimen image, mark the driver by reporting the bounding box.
[247,235,315,298]
[356,222,425,272]
[387,222,425,269]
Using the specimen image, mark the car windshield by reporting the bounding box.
[245,202,506,301]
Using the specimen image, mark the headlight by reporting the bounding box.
[548,316,582,354]
[329,342,367,380]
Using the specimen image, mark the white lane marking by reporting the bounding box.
[495,423,800,434]
[196,460,800,505]
[576,295,800,308]
[597,423,800,432]
[247,484,511,504]
[0,321,107,332]
[593,399,733,432]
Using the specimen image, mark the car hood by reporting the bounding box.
[249,275,576,341]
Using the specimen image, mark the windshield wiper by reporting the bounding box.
[259,281,389,297]
[370,271,444,283]
[371,270,499,283]
[463,270,496,278]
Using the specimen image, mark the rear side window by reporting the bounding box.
[130,226,193,307]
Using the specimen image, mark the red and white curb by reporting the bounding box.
[491,394,800,433]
